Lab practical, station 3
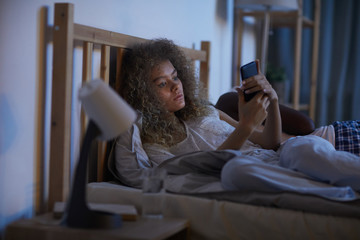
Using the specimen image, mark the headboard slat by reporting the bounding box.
[48,3,74,211]
[115,48,126,93]
[98,47,111,182]
[100,45,111,83]
[82,42,93,82]
[200,41,211,96]
[81,42,93,136]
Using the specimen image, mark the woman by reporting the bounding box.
[119,38,360,200]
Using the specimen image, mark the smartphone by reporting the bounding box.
[240,61,259,102]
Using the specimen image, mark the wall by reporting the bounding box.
[0,0,235,236]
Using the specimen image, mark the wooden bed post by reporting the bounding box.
[200,41,210,99]
[232,7,244,87]
[292,0,303,111]
[48,3,74,211]
[309,0,321,120]
[115,48,126,94]
[35,6,49,215]
[97,45,111,181]
[81,42,93,136]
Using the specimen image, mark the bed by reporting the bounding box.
[44,3,360,239]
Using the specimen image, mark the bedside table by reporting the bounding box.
[5,213,189,240]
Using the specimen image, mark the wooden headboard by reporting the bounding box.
[45,3,210,211]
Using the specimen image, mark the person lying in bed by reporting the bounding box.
[118,38,360,200]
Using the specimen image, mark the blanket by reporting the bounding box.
[157,150,360,218]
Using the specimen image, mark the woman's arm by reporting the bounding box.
[217,89,270,150]
[218,60,282,150]
[240,60,282,150]
[249,97,282,149]
[214,91,315,136]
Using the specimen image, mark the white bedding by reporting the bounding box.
[87,182,360,240]
[106,122,360,239]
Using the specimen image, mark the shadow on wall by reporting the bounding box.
[0,94,17,155]
[216,0,228,22]
[0,94,19,239]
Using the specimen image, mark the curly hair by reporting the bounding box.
[119,38,211,147]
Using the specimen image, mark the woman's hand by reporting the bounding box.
[217,60,281,151]
[239,60,278,102]
[217,88,270,151]
[236,87,269,131]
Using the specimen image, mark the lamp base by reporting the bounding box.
[62,206,122,229]
[60,120,122,229]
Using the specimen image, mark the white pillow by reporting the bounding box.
[108,114,152,188]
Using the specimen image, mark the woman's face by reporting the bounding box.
[150,60,185,113]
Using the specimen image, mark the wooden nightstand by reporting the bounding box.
[5,213,189,240]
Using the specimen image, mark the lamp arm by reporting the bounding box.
[65,120,99,218]
[61,120,122,228]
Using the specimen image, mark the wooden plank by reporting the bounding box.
[73,23,206,61]
[115,48,126,94]
[81,42,94,182]
[232,8,243,87]
[240,11,314,28]
[34,6,48,215]
[200,41,210,98]
[298,104,310,111]
[48,3,74,211]
[74,23,146,48]
[100,45,110,83]
[272,16,314,28]
[181,47,207,62]
[309,0,321,120]
[97,141,107,182]
[292,0,303,111]
[5,214,189,240]
[96,45,111,181]
[261,11,270,73]
[82,42,93,82]
[81,42,93,137]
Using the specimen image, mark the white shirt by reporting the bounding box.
[143,106,336,166]
[143,107,264,165]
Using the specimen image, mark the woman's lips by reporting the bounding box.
[174,94,184,101]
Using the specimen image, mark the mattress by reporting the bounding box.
[87,182,360,240]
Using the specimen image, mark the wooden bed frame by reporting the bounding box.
[36,3,360,239]
[44,3,210,212]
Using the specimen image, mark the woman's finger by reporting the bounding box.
[235,87,245,106]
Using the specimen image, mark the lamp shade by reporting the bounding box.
[235,0,298,11]
[79,79,137,140]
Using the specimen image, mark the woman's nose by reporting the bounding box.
[171,80,179,91]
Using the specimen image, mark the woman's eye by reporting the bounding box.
[157,82,166,88]
[173,76,179,81]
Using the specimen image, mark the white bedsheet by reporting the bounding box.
[87,182,360,240]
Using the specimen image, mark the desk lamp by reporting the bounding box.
[61,79,137,228]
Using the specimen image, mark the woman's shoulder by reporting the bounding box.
[187,105,219,122]
[186,106,234,135]
[207,105,220,117]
